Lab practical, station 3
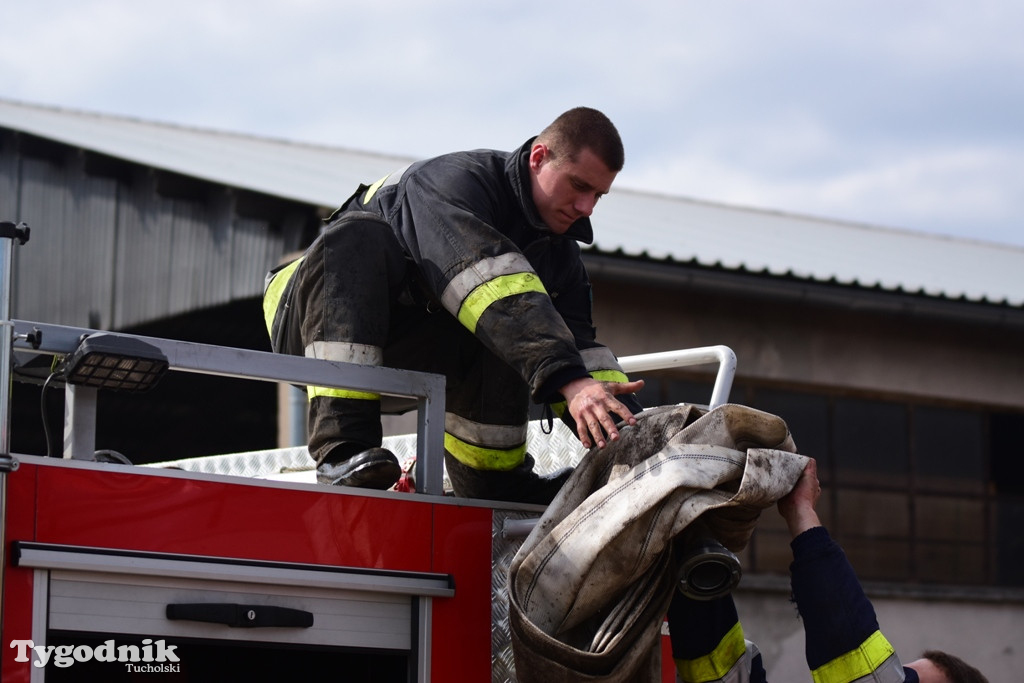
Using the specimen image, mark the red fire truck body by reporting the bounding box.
[2,454,497,680]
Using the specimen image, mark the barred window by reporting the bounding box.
[635,375,1024,587]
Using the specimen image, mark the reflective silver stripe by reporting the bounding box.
[813,650,906,683]
[361,164,411,205]
[381,164,410,188]
[864,653,907,683]
[579,346,623,372]
[360,164,407,204]
[440,253,537,316]
[444,412,527,449]
[743,641,761,683]
[304,341,382,366]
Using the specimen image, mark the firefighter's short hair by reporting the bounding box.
[536,107,624,172]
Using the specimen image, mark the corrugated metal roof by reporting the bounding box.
[592,191,1024,306]
[0,97,408,210]
[2,97,1022,308]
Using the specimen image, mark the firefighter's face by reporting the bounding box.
[529,143,616,234]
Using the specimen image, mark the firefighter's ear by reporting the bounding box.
[529,143,551,171]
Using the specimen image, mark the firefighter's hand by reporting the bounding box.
[560,377,645,449]
[777,458,823,539]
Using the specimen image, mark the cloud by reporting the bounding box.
[2,0,1022,246]
[624,142,1023,245]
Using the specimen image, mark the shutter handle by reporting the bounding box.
[166,603,313,628]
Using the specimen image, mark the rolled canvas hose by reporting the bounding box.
[508,403,807,682]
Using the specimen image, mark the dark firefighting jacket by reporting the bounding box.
[333,137,634,407]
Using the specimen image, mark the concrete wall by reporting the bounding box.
[733,586,1020,682]
[378,268,1024,438]
[590,277,1024,411]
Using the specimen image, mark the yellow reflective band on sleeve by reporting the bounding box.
[591,369,629,384]
[810,631,897,683]
[444,433,527,471]
[362,175,389,204]
[307,385,381,401]
[456,272,547,334]
[263,257,304,335]
[675,621,747,683]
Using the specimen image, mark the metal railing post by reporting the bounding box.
[0,221,29,623]
[63,385,99,459]
[0,221,29,469]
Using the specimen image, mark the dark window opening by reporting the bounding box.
[991,412,1024,496]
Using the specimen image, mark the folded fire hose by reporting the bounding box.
[508,403,808,682]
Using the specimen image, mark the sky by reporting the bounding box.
[3,0,1023,248]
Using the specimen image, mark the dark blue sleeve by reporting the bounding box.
[790,526,905,682]
[790,526,881,669]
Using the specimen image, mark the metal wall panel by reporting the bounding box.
[232,214,286,301]
[14,154,118,328]
[0,136,317,331]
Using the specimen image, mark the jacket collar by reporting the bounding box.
[506,137,595,245]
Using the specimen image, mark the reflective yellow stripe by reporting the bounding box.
[362,175,389,204]
[442,253,535,314]
[591,369,628,383]
[457,272,547,333]
[675,622,746,683]
[811,631,896,683]
[548,370,631,418]
[444,432,526,471]
[308,385,380,401]
[263,257,304,334]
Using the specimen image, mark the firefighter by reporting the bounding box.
[669,458,989,683]
[264,107,644,503]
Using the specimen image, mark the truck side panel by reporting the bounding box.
[2,459,498,681]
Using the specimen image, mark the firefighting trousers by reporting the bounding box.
[264,212,537,489]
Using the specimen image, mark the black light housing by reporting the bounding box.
[59,333,169,393]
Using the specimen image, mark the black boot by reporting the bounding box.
[317,447,401,490]
[444,452,573,505]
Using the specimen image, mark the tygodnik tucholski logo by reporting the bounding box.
[10,638,181,671]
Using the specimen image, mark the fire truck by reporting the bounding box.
[0,223,736,682]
